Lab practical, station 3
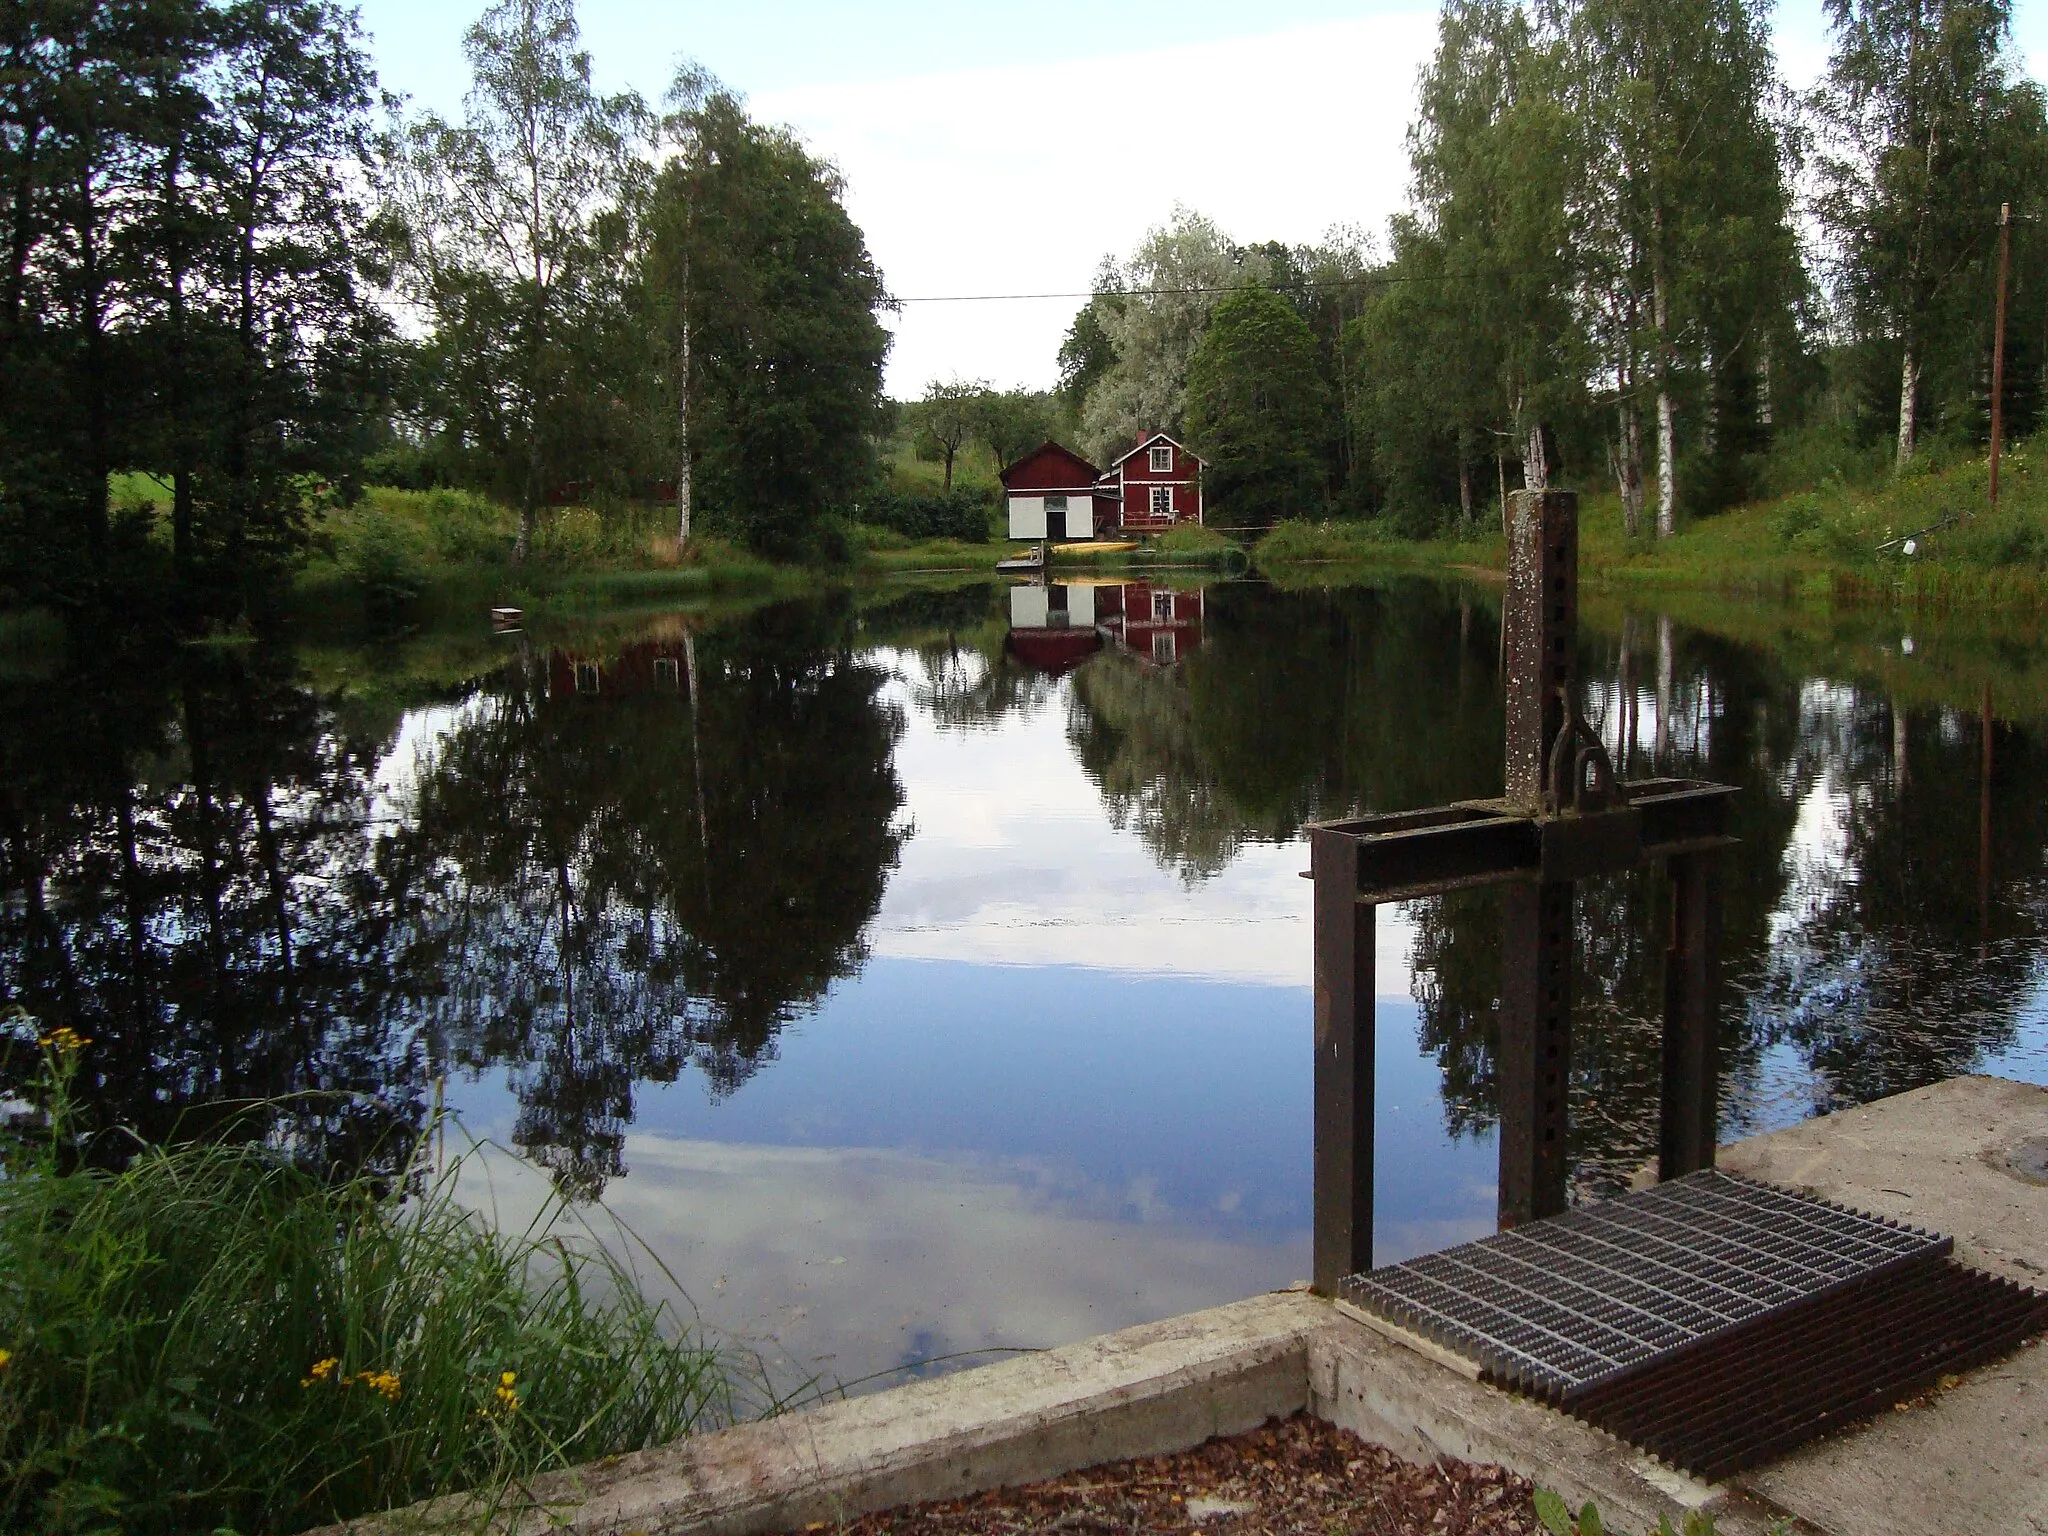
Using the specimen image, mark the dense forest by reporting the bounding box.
[0,0,889,622]
[1056,0,2048,534]
[3,0,2045,621]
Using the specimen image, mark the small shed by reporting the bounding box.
[1000,442,1113,542]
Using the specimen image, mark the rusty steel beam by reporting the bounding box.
[1503,490,1577,810]
[1323,783,1736,906]
[1312,826,1375,1292]
[1659,851,1721,1180]
[1498,879,1574,1227]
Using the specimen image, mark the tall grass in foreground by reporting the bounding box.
[0,1034,734,1536]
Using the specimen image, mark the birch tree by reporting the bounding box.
[380,0,648,560]
[1556,0,1796,534]
[1078,208,1268,463]
[1815,0,2021,469]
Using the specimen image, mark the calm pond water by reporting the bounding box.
[5,574,2048,1395]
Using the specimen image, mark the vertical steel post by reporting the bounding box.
[1500,880,1574,1225]
[1312,826,1374,1292]
[1659,851,1721,1180]
[1499,486,1579,1227]
[1503,489,1577,808]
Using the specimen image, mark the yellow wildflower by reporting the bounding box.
[37,1026,90,1053]
[352,1369,401,1401]
[301,1356,341,1387]
[0,1348,12,1369]
[495,1370,520,1412]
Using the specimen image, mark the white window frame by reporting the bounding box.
[1043,493,1068,511]
[652,656,680,689]
[1152,590,1174,622]
[1149,444,1174,473]
[1151,630,1176,664]
[574,663,600,694]
[1150,484,1173,519]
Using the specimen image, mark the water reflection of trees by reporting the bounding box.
[0,598,908,1195]
[1737,688,2046,1114]
[1063,583,1505,881]
[1053,579,2048,1190]
[391,599,906,1193]
[0,639,430,1175]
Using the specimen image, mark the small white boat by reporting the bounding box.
[994,547,1044,574]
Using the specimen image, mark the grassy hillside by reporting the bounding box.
[1258,432,2048,611]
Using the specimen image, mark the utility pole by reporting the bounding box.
[1988,203,2013,512]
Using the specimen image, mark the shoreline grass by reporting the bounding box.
[0,1031,736,1536]
[1251,434,2048,613]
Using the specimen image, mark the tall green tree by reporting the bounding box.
[641,90,889,555]
[1815,0,2044,467]
[1056,263,1122,417]
[1078,208,1269,463]
[199,0,390,591]
[1555,0,1801,532]
[0,0,383,611]
[379,0,648,560]
[910,377,980,493]
[1357,0,1580,525]
[971,387,1056,476]
[1184,285,1332,529]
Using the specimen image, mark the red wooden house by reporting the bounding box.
[1101,432,1204,531]
[1001,441,1116,542]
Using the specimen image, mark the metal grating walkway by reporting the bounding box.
[1340,1170,2048,1478]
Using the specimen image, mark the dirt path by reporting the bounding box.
[796,1413,1542,1536]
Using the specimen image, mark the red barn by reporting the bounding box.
[1000,441,1115,542]
[1102,432,1204,531]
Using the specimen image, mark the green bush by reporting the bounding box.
[1772,493,1825,546]
[333,507,426,620]
[360,443,450,492]
[851,486,991,544]
[416,488,516,565]
[532,505,606,564]
[0,1029,732,1535]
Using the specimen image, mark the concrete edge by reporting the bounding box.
[318,1290,1328,1536]
[318,1284,1794,1536]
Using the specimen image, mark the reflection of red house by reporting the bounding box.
[1006,580,1204,673]
[1005,583,1103,673]
[545,641,690,701]
[1102,432,1204,531]
[1097,582,1204,666]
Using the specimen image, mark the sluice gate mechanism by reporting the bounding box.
[1308,482,2048,1477]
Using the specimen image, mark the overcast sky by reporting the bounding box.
[351,0,2048,398]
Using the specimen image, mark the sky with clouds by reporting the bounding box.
[351,0,2048,398]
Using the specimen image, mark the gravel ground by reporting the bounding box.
[798,1413,1544,1536]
